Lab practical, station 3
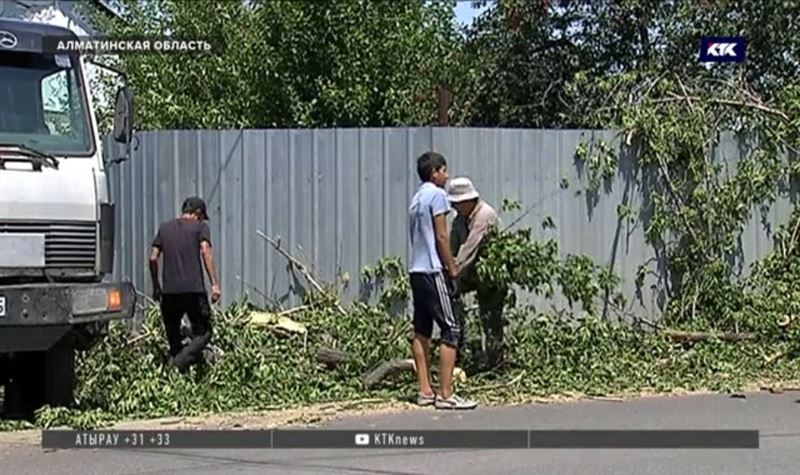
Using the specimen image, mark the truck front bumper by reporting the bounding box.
[0,281,136,352]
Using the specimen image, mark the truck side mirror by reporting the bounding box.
[112,86,134,144]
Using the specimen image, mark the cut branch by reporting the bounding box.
[654,156,714,262]
[784,217,800,259]
[257,230,347,316]
[674,74,694,110]
[765,350,789,365]
[124,330,152,347]
[662,329,757,343]
[653,95,790,122]
[362,359,416,389]
[235,274,282,310]
[361,359,466,389]
[317,347,351,369]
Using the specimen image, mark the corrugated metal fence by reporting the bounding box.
[103,128,795,320]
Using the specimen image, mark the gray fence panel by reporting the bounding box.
[103,127,795,322]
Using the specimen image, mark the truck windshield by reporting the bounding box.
[0,51,94,156]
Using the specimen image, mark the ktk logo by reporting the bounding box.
[699,36,746,63]
[707,43,737,57]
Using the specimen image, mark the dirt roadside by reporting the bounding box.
[0,399,420,447]
[1,381,794,448]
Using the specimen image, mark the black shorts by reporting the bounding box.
[410,272,460,347]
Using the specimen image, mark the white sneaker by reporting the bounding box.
[416,393,436,406]
[435,394,478,410]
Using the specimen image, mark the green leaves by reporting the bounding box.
[90,0,460,130]
[476,205,622,315]
[565,46,800,334]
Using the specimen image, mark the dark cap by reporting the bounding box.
[182,196,209,220]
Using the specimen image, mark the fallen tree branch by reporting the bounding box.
[295,244,326,287]
[317,347,351,369]
[136,290,158,307]
[269,317,308,336]
[362,358,416,388]
[765,350,789,365]
[257,230,346,316]
[124,331,152,347]
[278,305,309,317]
[785,218,800,259]
[235,275,282,310]
[655,155,714,263]
[662,329,757,343]
[361,358,466,389]
[257,231,324,293]
[764,385,800,394]
[674,74,695,111]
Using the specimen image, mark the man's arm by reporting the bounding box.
[199,224,221,303]
[455,221,491,270]
[148,246,162,302]
[431,192,458,278]
[148,228,163,301]
[455,209,498,270]
[433,214,458,278]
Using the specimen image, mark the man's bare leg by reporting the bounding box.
[438,344,457,399]
[411,334,434,396]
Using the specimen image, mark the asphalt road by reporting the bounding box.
[2,391,800,475]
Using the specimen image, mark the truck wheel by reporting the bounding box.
[3,352,45,419]
[0,355,8,386]
[2,338,76,419]
[43,336,77,408]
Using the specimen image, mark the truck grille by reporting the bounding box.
[0,221,97,268]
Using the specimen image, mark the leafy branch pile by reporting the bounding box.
[4,2,800,429]
[6,206,800,432]
[9,83,800,428]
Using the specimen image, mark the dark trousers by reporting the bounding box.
[160,293,213,370]
[453,270,508,369]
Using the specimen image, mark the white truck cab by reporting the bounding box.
[0,18,136,418]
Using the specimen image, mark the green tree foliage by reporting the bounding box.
[454,0,800,127]
[91,0,461,129]
[90,1,800,130]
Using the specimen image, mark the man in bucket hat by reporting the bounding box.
[447,178,507,369]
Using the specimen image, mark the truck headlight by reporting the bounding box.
[71,287,123,316]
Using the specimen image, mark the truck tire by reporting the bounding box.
[2,337,76,419]
[43,336,77,408]
[3,352,44,419]
[0,355,8,385]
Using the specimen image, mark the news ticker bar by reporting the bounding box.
[41,430,759,450]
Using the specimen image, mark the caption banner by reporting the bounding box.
[41,429,760,450]
[42,36,215,54]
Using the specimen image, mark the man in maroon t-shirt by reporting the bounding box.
[148,196,221,371]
